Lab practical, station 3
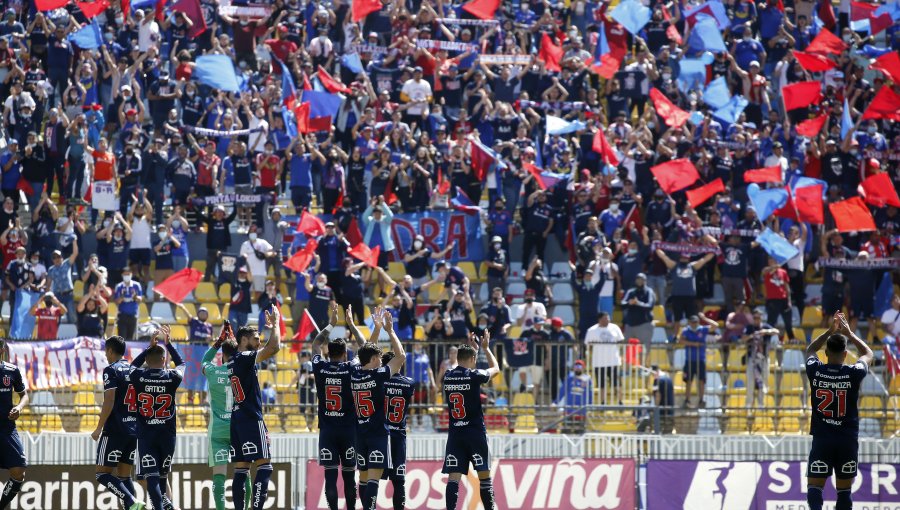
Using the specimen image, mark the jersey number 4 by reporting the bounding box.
[137,393,174,419]
[124,385,137,413]
[816,389,848,418]
[449,392,466,420]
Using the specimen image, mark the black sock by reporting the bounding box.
[446,479,459,510]
[118,477,136,501]
[390,476,405,510]
[95,473,135,507]
[364,479,379,510]
[159,476,174,510]
[0,477,22,510]
[252,464,273,510]
[342,468,357,510]
[807,486,823,510]
[480,477,495,510]
[359,483,367,509]
[836,488,852,510]
[324,468,339,510]
[146,475,163,510]
[232,468,250,510]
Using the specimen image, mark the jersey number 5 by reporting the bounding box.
[354,391,375,418]
[816,389,847,418]
[324,386,342,411]
[449,392,466,420]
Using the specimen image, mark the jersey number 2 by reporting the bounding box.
[449,393,466,420]
[137,393,173,419]
[816,389,847,418]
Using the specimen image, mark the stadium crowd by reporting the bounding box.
[0,0,896,425]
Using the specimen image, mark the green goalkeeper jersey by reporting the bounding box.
[202,346,233,437]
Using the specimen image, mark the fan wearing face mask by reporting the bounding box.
[239,224,276,300]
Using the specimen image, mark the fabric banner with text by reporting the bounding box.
[388,210,483,262]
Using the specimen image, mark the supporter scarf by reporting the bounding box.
[217,5,271,17]
[819,258,900,269]
[192,193,269,206]
[517,100,588,112]
[652,241,721,255]
[435,18,500,26]
[347,43,390,55]
[416,39,479,52]
[699,226,762,237]
[182,126,262,137]
[479,54,533,65]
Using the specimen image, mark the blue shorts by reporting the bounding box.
[318,426,356,468]
[96,432,136,467]
[129,248,151,266]
[382,431,407,478]
[230,418,271,463]
[356,432,391,471]
[0,428,27,469]
[442,430,490,474]
[683,359,707,382]
[808,435,859,480]
[135,432,176,479]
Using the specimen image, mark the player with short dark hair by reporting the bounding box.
[352,311,405,510]
[443,331,500,510]
[91,335,144,510]
[804,311,873,510]
[227,305,282,510]
[0,340,28,510]
[311,303,368,510]
[380,350,413,510]
[131,326,185,510]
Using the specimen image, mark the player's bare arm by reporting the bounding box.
[345,304,366,349]
[837,312,874,365]
[257,305,282,363]
[311,301,338,356]
[384,313,405,375]
[806,311,841,358]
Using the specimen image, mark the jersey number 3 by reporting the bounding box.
[816,389,847,418]
[137,393,173,419]
[449,392,466,420]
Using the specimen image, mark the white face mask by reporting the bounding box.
[609,204,619,212]
[249,233,258,241]
[123,275,132,283]
[114,234,123,241]
[16,255,24,263]
[316,282,326,289]
[493,243,501,250]
[160,232,168,240]
[628,248,638,255]
[264,149,273,155]
[413,241,423,249]
[238,276,247,282]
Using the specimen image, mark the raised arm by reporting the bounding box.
[478,330,500,378]
[311,302,339,356]
[257,305,282,363]
[345,304,366,350]
[383,313,406,375]
[806,311,839,358]
[837,311,874,365]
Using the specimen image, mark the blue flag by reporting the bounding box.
[874,272,894,317]
[677,59,707,92]
[10,289,39,339]
[748,183,788,221]
[703,76,732,109]
[341,53,364,74]
[68,21,103,50]
[194,55,242,92]
[546,115,586,135]
[595,22,610,58]
[533,136,544,168]
[712,95,749,125]
[875,1,900,20]
[688,16,727,53]
[789,175,829,199]
[756,228,799,264]
[302,90,343,119]
[611,0,651,34]
[841,97,853,139]
[860,45,893,58]
[685,1,731,30]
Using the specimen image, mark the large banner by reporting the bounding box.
[389,211,483,262]
[12,463,291,510]
[647,460,900,509]
[306,458,635,509]
[7,337,211,391]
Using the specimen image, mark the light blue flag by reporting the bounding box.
[10,289,39,339]
[685,1,731,30]
[303,90,344,119]
[341,53,364,74]
[860,45,893,58]
[747,183,788,221]
[841,98,853,139]
[677,59,707,93]
[688,16,727,54]
[194,55,242,92]
[875,1,900,21]
[756,228,799,265]
[874,272,894,317]
[703,76,732,109]
[533,136,544,168]
[596,22,610,57]
[712,95,749,125]
[546,115,586,135]
[68,21,103,50]
[688,111,706,125]
[611,0,651,35]
[850,18,870,33]
[789,175,829,199]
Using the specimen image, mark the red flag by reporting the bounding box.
[332,189,344,214]
[649,88,690,128]
[171,0,207,37]
[76,0,109,18]
[461,0,500,20]
[792,50,836,72]
[469,138,497,182]
[36,0,69,10]
[538,33,563,72]
[436,169,451,195]
[154,0,165,22]
[869,12,894,35]
[829,196,877,232]
[122,0,129,18]
[650,159,700,194]
[818,0,837,30]
[744,165,784,184]
[302,73,313,91]
[523,162,547,191]
[775,0,784,12]
[661,4,682,44]
[317,66,352,94]
[783,81,822,111]
[349,243,381,267]
[795,114,828,137]
[153,268,203,303]
[776,185,825,224]
[806,30,847,55]
[591,128,619,166]
[851,1,891,33]
[384,178,398,205]
[297,211,326,237]
[295,103,311,133]
[593,53,623,79]
[870,52,900,84]
[685,179,725,209]
[861,85,900,121]
[345,217,363,247]
[292,309,318,343]
[284,239,319,273]
[859,172,900,208]
[15,179,33,196]
[352,0,382,21]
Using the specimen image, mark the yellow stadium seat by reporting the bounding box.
[201,303,223,325]
[775,416,804,434]
[74,280,84,300]
[387,262,406,282]
[191,260,207,273]
[80,415,99,432]
[283,415,308,433]
[221,304,230,322]
[175,303,195,325]
[276,370,295,389]
[513,415,538,433]
[490,370,508,393]
[137,303,150,322]
[727,350,745,371]
[648,349,670,370]
[652,306,666,324]
[414,326,425,340]
[779,372,805,395]
[218,283,232,303]
[42,414,64,432]
[282,393,299,406]
[195,282,218,302]
[280,303,293,325]
[276,349,300,370]
[511,393,535,415]
[507,326,522,339]
[706,350,723,371]
[106,301,117,318]
[258,370,274,387]
[802,307,823,328]
[890,377,900,395]
[169,325,188,340]
[860,396,885,418]
[427,285,445,303]
[458,262,482,283]
[278,284,291,304]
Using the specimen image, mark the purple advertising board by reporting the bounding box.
[647,460,900,510]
